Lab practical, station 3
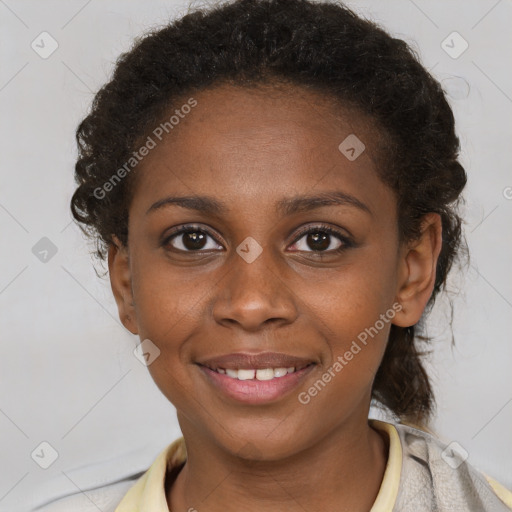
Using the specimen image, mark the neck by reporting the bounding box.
[167,415,389,512]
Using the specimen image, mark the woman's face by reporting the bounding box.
[110,84,418,459]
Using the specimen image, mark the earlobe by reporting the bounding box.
[108,235,139,335]
[392,213,442,328]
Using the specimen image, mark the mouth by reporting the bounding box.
[201,364,312,381]
[196,352,317,404]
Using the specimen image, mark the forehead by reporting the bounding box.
[129,83,391,218]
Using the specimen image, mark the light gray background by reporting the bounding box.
[1,0,511,510]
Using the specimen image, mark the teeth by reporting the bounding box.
[273,368,288,377]
[237,369,256,380]
[217,367,297,380]
[256,368,274,380]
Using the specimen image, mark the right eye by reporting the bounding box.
[162,225,224,253]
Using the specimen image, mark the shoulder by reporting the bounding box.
[392,421,512,511]
[35,437,187,512]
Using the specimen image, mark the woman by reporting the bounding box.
[49,0,512,509]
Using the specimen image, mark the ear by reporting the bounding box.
[108,235,138,334]
[392,213,443,328]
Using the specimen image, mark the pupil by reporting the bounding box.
[307,232,329,251]
[184,231,206,250]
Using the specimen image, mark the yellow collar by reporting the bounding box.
[115,419,401,512]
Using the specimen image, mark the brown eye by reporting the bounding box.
[314,232,335,251]
[289,225,353,253]
[163,227,223,252]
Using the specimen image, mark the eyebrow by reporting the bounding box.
[145,191,372,216]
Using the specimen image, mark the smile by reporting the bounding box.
[208,366,308,380]
[197,362,316,404]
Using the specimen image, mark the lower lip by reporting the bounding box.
[198,364,316,404]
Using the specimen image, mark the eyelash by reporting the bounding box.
[292,224,354,253]
[161,223,354,255]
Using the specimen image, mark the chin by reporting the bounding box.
[211,419,314,463]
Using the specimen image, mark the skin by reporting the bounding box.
[108,83,442,512]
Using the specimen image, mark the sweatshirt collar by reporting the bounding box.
[115,419,401,512]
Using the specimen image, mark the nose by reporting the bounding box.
[212,243,299,332]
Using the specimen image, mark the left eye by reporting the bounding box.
[289,227,349,253]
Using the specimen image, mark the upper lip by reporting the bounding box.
[197,352,316,371]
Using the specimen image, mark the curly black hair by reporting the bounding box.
[70,0,468,428]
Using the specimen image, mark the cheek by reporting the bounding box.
[129,251,224,402]
[130,253,210,340]
[297,278,394,416]
[307,255,397,339]
[316,289,391,389]
[300,244,397,381]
